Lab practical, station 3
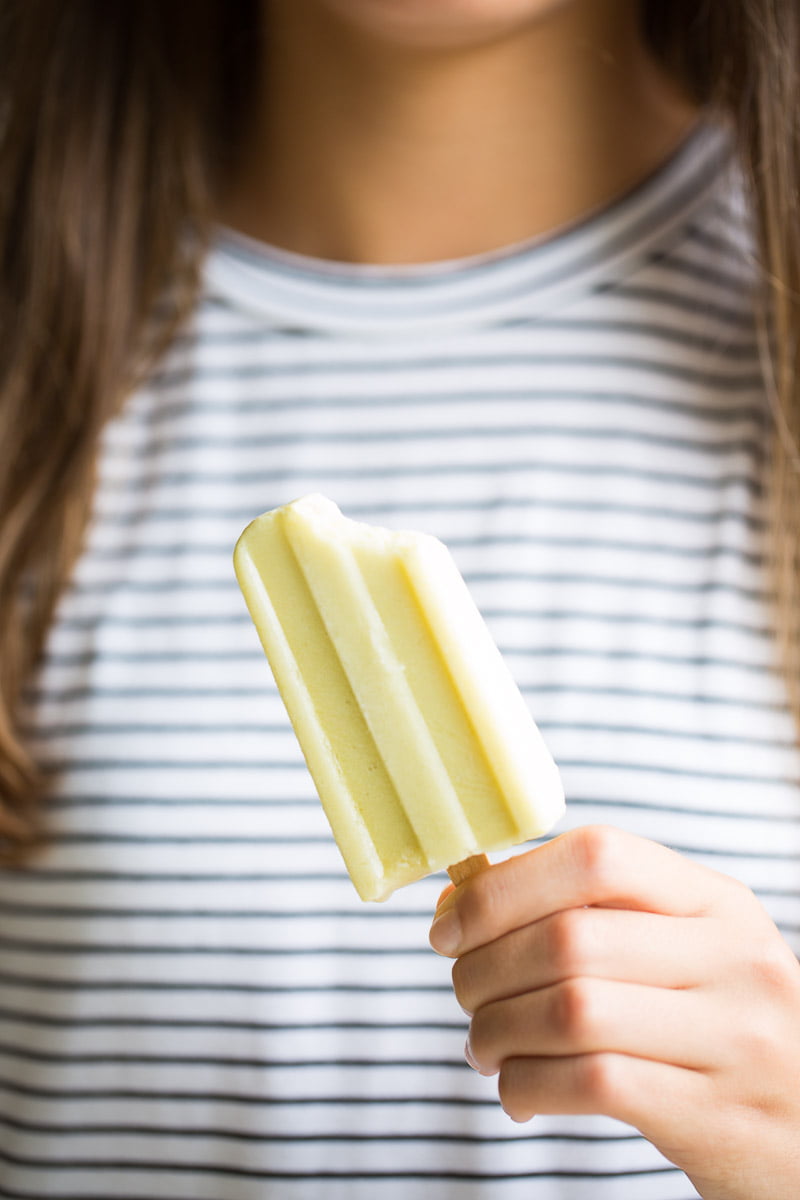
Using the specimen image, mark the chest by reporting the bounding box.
[24,312,800,946]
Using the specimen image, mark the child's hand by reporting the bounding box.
[429,825,800,1200]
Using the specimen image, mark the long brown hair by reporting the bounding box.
[0,0,797,859]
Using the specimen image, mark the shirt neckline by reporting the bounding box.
[205,119,735,336]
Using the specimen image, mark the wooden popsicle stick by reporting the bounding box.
[447,853,490,886]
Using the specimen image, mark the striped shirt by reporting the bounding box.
[7,118,799,1199]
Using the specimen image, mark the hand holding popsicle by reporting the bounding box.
[430,824,800,1200]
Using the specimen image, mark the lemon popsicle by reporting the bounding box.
[234,495,565,901]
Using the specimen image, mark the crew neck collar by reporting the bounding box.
[205,120,735,337]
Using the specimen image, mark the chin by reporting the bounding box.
[310,0,579,50]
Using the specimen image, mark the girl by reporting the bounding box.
[1,1,799,1197]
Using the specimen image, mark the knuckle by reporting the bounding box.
[578,1053,629,1113]
[731,877,757,904]
[551,977,597,1045]
[571,825,620,896]
[547,908,592,976]
[729,985,788,1065]
[750,939,800,997]
[733,1014,778,1064]
[718,875,762,917]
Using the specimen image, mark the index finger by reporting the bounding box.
[430,824,735,957]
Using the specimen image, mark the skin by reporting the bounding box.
[224,0,696,262]
[429,826,800,1199]
[224,0,800,1192]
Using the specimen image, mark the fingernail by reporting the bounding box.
[429,906,462,956]
[464,1035,478,1071]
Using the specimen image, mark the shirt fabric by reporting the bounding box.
[6,118,800,1199]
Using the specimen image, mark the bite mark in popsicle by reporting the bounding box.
[234,495,565,901]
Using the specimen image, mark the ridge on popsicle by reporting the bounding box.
[233,494,565,901]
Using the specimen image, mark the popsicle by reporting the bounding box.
[234,495,565,901]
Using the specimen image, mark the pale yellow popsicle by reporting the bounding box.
[233,495,565,901]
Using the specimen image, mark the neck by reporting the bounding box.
[222,0,698,264]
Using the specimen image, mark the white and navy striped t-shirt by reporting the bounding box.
[7,119,800,1199]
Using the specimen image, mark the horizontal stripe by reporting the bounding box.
[24,680,785,711]
[38,756,794,783]
[42,637,775,674]
[104,424,766,455]
[99,459,764,492]
[0,1116,638,1147]
[529,682,784,710]
[60,573,768,599]
[558,759,798,788]
[685,219,748,258]
[34,797,800,834]
[648,248,752,293]
[40,642,774,672]
[70,535,766,567]
[43,834,332,845]
[566,795,800,823]
[84,501,767,540]
[0,904,426,919]
[0,1077,485,1105]
[542,721,791,747]
[88,495,768,531]
[0,892,794,920]
[0,940,428,957]
[0,1185,708,1200]
[47,606,771,637]
[0,974,451,994]
[0,1184,695,1200]
[0,1148,682,1182]
[29,686,786,710]
[593,280,755,327]
[0,1011,461,1034]
[174,312,759,355]
[30,723,281,738]
[0,1045,462,1067]
[37,794,793,826]
[148,352,764,390]
[1,871,350,883]
[25,716,786,744]
[42,796,309,809]
[31,787,800,840]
